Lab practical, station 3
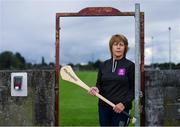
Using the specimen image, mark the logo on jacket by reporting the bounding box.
[117,68,126,76]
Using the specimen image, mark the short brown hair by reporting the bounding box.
[109,34,129,57]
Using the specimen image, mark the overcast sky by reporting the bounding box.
[0,0,180,65]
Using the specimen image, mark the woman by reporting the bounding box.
[89,34,135,126]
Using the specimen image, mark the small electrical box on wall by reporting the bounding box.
[11,72,27,96]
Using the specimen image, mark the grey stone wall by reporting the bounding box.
[145,70,180,126]
[0,70,55,126]
[1,69,179,126]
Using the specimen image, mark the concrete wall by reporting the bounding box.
[145,70,180,126]
[0,70,55,126]
[1,69,180,126]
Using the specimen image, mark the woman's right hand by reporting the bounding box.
[88,87,99,96]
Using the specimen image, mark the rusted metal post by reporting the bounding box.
[55,14,60,126]
[140,12,145,126]
[135,3,141,126]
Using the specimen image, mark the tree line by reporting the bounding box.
[0,51,54,70]
[0,51,180,70]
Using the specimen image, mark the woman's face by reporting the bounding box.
[112,41,125,59]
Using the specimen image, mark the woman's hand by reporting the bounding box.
[88,87,99,96]
[113,103,125,113]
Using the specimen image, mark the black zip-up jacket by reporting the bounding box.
[96,57,135,109]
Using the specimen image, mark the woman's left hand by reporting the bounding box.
[113,103,125,113]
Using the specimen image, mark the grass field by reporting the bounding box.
[60,71,134,126]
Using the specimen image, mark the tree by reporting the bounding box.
[15,52,26,69]
[0,51,14,69]
[41,56,47,67]
[93,59,102,69]
[15,52,26,64]
[49,62,55,68]
[0,51,26,69]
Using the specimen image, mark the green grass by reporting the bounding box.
[59,71,134,126]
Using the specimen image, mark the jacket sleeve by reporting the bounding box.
[96,64,102,91]
[122,62,135,108]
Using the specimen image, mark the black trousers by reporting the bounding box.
[98,104,130,126]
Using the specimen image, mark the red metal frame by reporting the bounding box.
[55,7,144,126]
